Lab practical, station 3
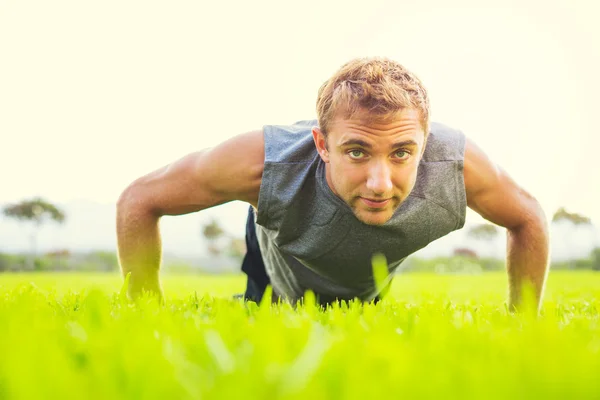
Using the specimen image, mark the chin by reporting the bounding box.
[354,210,393,226]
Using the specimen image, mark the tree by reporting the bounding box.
[2,197,66,269]
[453,247,478,259]
[467,223,499,241]
[201,219,225,256]
[226,237,246,260]
[591,248,600,271]
[200,219,246,261]
[552,207,592,225]
[552,207,594,268]
[466,223,500,258]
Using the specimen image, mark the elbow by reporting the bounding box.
[117,182,136,214]
[513,197,548,235]
[117,181,157,219]
[529,197,548,230]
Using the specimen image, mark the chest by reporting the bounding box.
[268,195,448,287]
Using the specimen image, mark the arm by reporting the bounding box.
[116,130,265,301]
[463,138,549,313]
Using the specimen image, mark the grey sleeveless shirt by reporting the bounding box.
[255,120,466,303]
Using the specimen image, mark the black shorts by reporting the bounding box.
[240,206,270,302]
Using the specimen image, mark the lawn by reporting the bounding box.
[0,271,598,399]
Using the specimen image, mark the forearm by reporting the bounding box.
[506,216,549,313]
[116,197,163,301]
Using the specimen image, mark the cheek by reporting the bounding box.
[393,167,419,191]
[330,160,364,192]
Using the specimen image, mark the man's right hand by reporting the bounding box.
[115,129,265,301]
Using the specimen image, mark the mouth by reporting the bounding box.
[360,197,391,209]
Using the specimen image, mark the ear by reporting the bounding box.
[420,137,428,158]
[312,127,330,163]
[419,130,429,159]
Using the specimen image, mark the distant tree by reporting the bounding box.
[2,197,66,269]
[552,207,594,268]
[44,249,71,271]
[453,247,478,259]
[202,219,224,239]
[85,251,119,272]
[466,223,500,258]
[467,223,499,241]
[552,207,592,225]
[591,248,600,271]
[226,237,246,260]
[201,219,225,256]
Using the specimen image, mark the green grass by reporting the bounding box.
[0,271,599,399]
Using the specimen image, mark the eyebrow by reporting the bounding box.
[339,139,418,149]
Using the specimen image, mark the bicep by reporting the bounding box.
[120,129,264,216]
[463,137,543,230]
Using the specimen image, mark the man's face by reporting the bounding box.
[312,108,427,226]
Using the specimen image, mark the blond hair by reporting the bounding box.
[316,57,430,136]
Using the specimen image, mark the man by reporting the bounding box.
[116,57,549,311]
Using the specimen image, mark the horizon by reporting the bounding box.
[1,198,598,263]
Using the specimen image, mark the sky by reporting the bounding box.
[1,0,599,226]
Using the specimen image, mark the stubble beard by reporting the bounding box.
[349,196,401,226]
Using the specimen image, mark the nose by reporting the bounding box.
[366,161,393,195]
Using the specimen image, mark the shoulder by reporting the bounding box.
[462,136,499,199]
[421,122,466,163]
[257,120,322,228]
[197,129,266,207]
[410,122,467,228]
[263,120,319,163]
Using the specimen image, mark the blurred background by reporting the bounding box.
[1,0,598,273]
